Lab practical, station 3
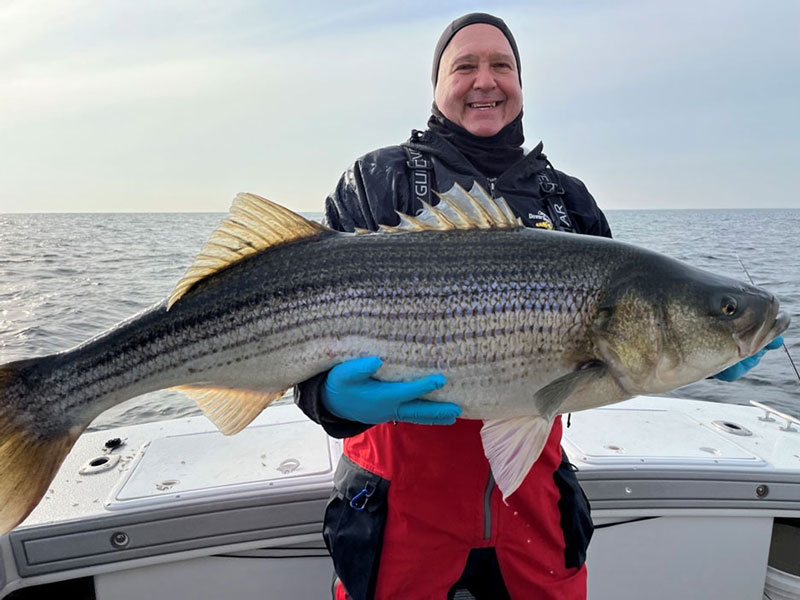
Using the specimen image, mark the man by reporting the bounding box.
[296,13,778,600]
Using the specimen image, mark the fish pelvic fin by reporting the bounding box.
[168,193,333,309]
[172,385,287,435]
[481,416,554,501]
[0,360,84,534]
[378,182,523,233]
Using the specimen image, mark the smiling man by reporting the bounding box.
[296,12,608,600]
[433,22,523,137]
[295,12,782,600]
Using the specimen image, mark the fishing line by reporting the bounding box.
[735,253,800,385]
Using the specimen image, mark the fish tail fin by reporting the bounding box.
[0,359,84,534]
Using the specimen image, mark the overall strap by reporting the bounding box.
[536,161,575,233]
[403,142,435,207]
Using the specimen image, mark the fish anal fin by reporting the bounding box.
[481,416,554,501]
[168,193,332,309]
[173,385,287,435]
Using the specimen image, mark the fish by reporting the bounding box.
[0,184,790,534]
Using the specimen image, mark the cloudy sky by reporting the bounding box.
[1,0,798,213]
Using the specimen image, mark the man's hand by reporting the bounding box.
[322,357,461,425]
[712,336,784,382]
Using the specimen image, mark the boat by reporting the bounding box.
[1,395,799,599]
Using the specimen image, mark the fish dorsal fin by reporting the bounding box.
[379,182,522,233]
[168,193,331,309]
[173,385,287,435]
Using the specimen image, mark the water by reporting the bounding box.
[0,209,798,431]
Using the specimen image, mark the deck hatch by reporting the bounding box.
[563,407,764,466]
[108,419,332,510]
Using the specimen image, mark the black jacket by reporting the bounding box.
[296,128,612,436]
[324,128,611,237]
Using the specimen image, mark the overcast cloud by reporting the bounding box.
[1,0,798,212]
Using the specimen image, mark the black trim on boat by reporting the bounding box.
[594,517,661,530]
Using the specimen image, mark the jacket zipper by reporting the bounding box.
[487,177,497,198]
[483,469,495,540]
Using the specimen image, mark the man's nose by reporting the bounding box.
[472,65,497,90]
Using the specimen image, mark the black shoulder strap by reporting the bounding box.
[403,142,575,233]
[536,163,575,233]
[403,142,435,207]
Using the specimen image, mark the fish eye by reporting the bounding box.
[720,296,738,316]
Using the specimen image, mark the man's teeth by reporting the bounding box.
[469,102,498,108]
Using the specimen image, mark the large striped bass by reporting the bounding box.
[0,184,790,534]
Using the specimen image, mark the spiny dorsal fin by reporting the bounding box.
[168,193,331,309]
[379,182,522,233]
[173,385,287,435]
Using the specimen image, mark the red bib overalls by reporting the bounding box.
[328,415,591,599]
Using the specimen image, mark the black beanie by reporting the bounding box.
[431,13,521,88]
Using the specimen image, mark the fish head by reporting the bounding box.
[590,256,790,395]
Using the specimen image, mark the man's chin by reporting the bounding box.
[463,119,505,137]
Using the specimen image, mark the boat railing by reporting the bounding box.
[750,400,800,433]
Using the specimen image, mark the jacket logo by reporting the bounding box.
[551,202,571,228]
[406,148,430,201]
[537,173,557,195]
[529,211,554,230]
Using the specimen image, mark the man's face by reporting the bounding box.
[434,23,523,137]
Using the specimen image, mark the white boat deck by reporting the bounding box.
[20,402,334,528]
[1,396,798,599]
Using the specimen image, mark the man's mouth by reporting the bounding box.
[468,101,501,109]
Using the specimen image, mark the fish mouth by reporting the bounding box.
[735,308,791,358]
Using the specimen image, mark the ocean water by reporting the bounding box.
[0,209,798,431]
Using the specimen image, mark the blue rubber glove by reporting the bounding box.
[712,336,784,382]
[322,356,461,425]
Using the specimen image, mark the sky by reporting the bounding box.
[1,0,798,213]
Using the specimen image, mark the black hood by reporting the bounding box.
[431,12,522,87]
[426,107,525,178]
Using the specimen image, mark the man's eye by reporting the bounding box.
[455,64,475,71]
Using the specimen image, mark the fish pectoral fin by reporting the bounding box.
[172,385,287,435]
[534,364,609,418]
[481,416,554,501]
